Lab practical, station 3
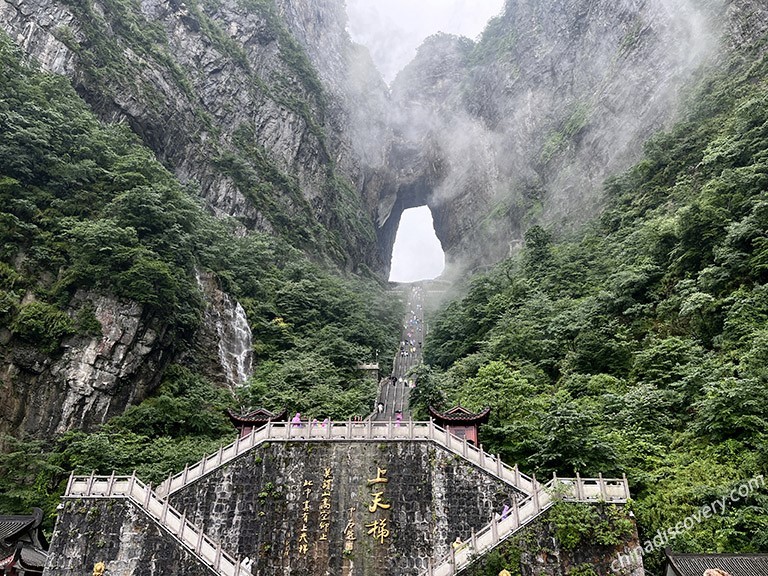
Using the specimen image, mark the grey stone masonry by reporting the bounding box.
[168,441,524,576]
[49,434,631,576]
[45,499,216,576]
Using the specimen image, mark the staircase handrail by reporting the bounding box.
[422,475,631,576]
[155,420,535,497]
[65,472,250,576]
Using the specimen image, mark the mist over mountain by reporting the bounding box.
[2,0,768,558]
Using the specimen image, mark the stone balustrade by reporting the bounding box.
[154,420,536,498]
[64,426,629,576]
[424,474,631,576]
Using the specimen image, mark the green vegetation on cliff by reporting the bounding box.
[0,33,401,522]
[420,42,768,570]
[53,0,375,265]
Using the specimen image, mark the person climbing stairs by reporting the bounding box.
[372,284,425,421]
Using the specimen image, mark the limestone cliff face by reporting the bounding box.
[0,0,386,268]
[1,0,766,441]
[381,0,728,270]
[0,291,171,437]
[0,0,387,438]
[725,0,768,52]
[2,0,765,277]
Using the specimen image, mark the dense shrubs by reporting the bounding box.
[422,45,768,569]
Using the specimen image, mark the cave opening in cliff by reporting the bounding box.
[389,206,445,283]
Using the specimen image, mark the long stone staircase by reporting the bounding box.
[64,473,250,576]
[374,284,425,420]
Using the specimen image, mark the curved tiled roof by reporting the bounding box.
[666,551,768,576]
[227,407,287,426]
[0,517,35,542]
[428,405,491,424]
[19,544,48,569]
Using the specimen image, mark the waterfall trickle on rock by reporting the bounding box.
[215,296,253,388]
[195,270,254,388]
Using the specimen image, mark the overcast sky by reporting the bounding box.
[345,0,505,282]
[346,0,505,84]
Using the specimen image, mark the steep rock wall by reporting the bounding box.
[383,0,726,271]
[45,499,215,576]
[0,0,388,439]
[0,290,172,437]
[4,0,767,275]
[0,0,385,270]
[3,0,767,442]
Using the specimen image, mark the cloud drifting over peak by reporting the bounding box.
[345,0,504,84]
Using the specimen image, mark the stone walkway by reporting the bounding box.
[373,284,425,421]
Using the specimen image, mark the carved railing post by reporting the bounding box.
[598,472,606,499]
[512,496,520,529]
[195,525,204,554]
[128,471,136,497]
[161,493,170,523]
[623,473,630,500]
[575,472,583,500]
[214,543,222,571]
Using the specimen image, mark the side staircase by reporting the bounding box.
[65,473,250,576]
[423,474,630,576]
[154,420,537,498]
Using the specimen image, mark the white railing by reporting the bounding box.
[423,474,631,576]
[65,472,250,576]
[155,420,535,497]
